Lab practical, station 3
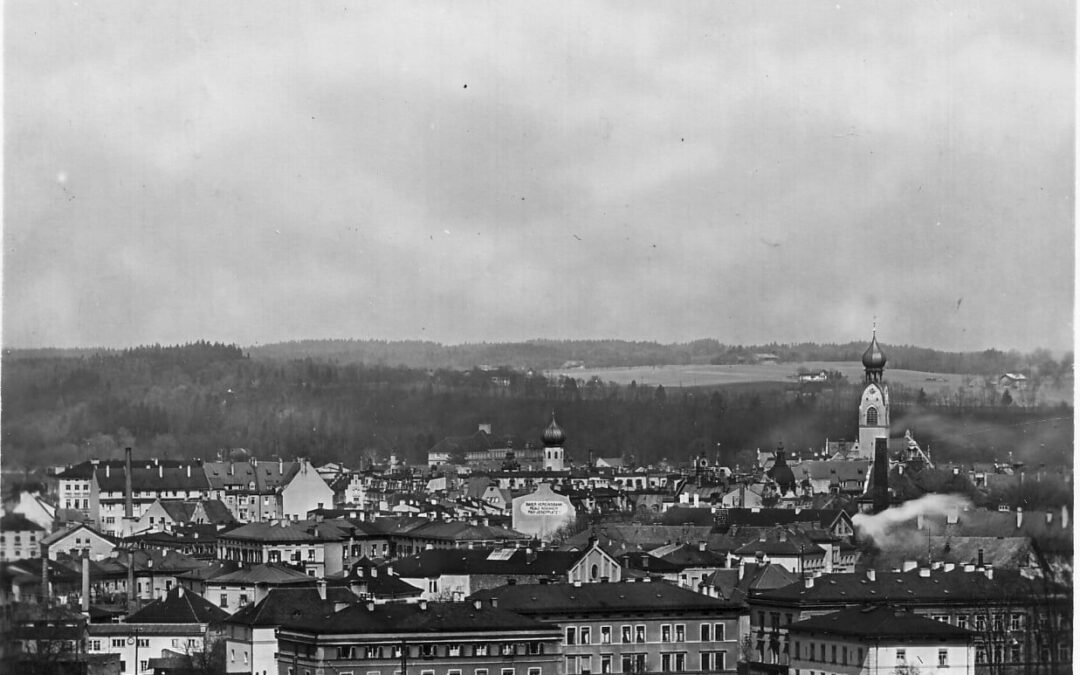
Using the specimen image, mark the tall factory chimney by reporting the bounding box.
[82,556,91,612]
[872,438,889,514]
[124,447,134,520]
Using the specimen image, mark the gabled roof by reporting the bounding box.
[126,587,229,624]
[715,508,849,530]
[195,499,237,524]
[390,548,581,577]
[788,605,972,640]
[159,500,198,523]
[472,580,743,613]
[41,523,117,547]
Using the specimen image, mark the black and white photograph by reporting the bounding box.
[1,2,1074,674]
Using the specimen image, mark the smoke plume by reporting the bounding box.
[852,493,971,549]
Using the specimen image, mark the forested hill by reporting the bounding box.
[2,343,1071,480]
[246,338,1070,377]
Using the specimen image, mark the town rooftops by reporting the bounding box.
[471,579,744,613]
[281,599,557,635]
[95,464,209,493]
[126,586,229,624]
[788,605,973,640]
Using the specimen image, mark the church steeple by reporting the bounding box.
[861,325,887,384]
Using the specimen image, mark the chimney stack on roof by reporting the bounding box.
[316,579,327,601]
[1016,507,1024,528]
[804,576,814,588]
[124,447,134,520]
[918,568,931,578]
[866,569,876,581]
[1062,505,1069,529]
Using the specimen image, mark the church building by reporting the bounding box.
[855,330,890,460]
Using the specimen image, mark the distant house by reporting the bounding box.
[998,373,1028,389]
[40,523,117,561]
[4,490,56,531]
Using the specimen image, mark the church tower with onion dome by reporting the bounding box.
[542,412,566,472]
[856,328,890,459]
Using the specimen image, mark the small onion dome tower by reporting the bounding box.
[862,329,887,383]
[542,412,566,471]
[768,442,796,496]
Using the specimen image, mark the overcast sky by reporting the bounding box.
[5,1,1075,352]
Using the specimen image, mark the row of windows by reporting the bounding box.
[794,642,862,665]
[566,624,726,646]
[291,667,543,675]
[975,644,1071,664]
[335,642,548,660]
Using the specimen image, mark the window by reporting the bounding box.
[674,653,685,671]
[841,647,847,665]
[421,644,437,658]
[567,657,578,675]
[91,640,101,650]
[474,644,489,656]
[138,638,149,648]
[449,645,462,657]
[140,661,148,672]
[635,625,645,643]
[1010,613,1023,631]
[993,615,1004,632]
[501,669,514,675]
[957,614,968,630]
[896,649,906,662]
[661,655,671,672]
[700,624,710,642]
[580,655,592,674]
[567,627,577,645]
[975,614,987,631]
[112,638,126,648]
[621,626,632,644]
[501,644,515,656]
[600,626,612,644]
[428,579,439,594]
[421,670,435,675]
[715,652,726,671]
[675,625,685,642]
[601,655,612,674]
[866,406,878,425]
[831,646,836,664]
[365,646,383,658]
[476,670,488,675]
[528,670,541,675]
[239,594,249,606]
[581,627,592,645]
[714,623,725,641]
[662,625,672,642]
[231,649,236,662]
[220,594,228,608]
[857,648,863,663]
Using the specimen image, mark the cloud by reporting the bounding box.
[3,0,1073,349]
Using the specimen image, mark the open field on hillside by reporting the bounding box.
[545,362,1073,404]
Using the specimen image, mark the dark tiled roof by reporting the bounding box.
[285,600,557,634]
[126,587,229,624]
[218,521,318,543]
[471,580,743,613]
[788,605,973,640]
[96,465,210,493]
[753,568,1067,606]
[224,586,346,627]
[1,513,45,531]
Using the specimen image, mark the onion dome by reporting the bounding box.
[862,332,887,370]
[542,413,565,447]
[769,445,796,494]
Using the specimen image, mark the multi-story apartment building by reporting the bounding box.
[203,459,297,522]
[746,566,1072,675]
[787,605,975,675]
[92,460,209,536]
[275,598,562,675]
[471,580,743,675]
